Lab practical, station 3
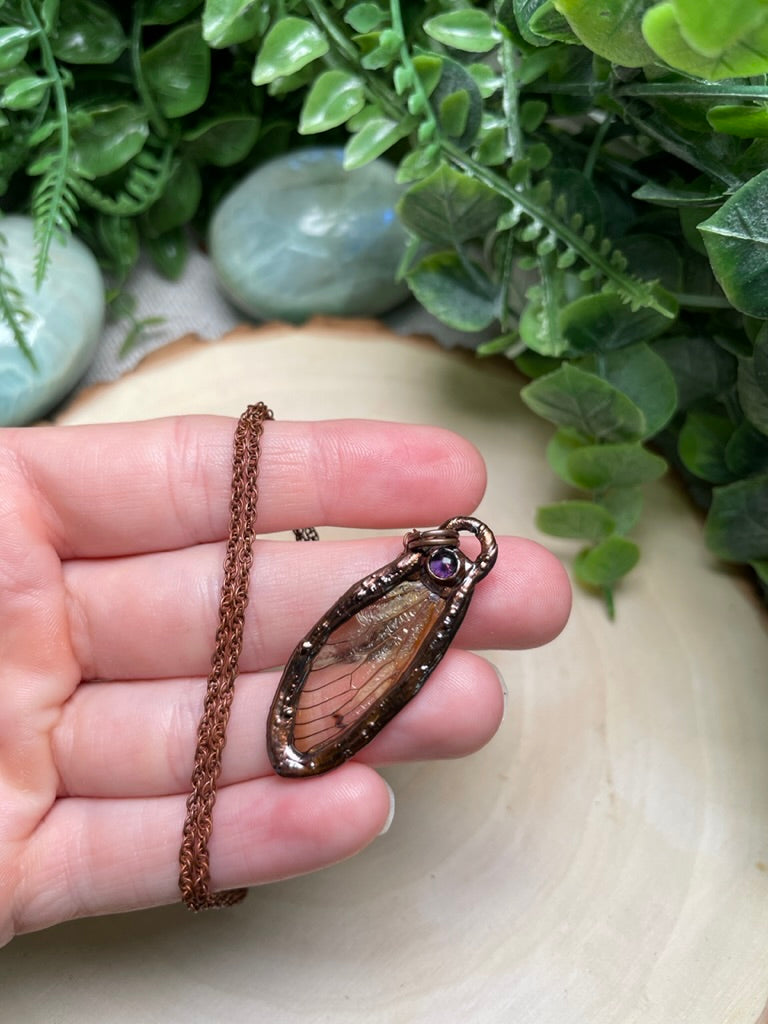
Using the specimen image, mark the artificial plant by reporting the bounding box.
[2,0,768,612]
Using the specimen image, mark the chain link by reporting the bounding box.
[179,403,317,911]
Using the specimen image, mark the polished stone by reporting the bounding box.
[0,216,105,425]
[209,147,410,322]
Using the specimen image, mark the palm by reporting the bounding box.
[0,416,569,945]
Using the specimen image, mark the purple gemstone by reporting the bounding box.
[428,547,461,581]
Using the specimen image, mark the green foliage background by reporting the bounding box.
[2,0,768,610]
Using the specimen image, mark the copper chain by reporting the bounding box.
[179,403,317,911]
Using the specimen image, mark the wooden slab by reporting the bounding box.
[6,321,768,1023]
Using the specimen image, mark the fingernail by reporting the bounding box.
[490,661,509,720]
[378,780,396,835]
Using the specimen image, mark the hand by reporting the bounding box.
[0,416,570,944]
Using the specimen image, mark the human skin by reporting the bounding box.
[0,416,571,946]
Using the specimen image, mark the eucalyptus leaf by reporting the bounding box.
[678,412,736,484]
[574,536,640,587]
[546,426,586,487]
[568,442,667,490]
[405,250,497,331]
[521,363,647,442]
[725,421,768,476]
[597,486,643,534]
[560,292,672,354]
[397,162,508,247]
[706,474,768,562]
[578,343,678,438]
[537,500,615,540]
[737,355,768,437]
[654,334,737,409]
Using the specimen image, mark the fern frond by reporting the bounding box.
[72,142,175,216]
[0,231,37,370]
[31,158,80,285]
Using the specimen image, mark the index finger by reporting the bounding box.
[3,417,487,558]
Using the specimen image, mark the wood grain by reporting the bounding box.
[6,320,768,1023]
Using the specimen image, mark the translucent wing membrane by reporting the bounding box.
[292,582,445,752]
[268,516,497,777]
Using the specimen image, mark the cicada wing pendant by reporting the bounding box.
[268,516,497,777]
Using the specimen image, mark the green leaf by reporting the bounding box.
[528,0,580,43]
[521,363,647,442]
[597,487,643,534]
[424,10,501,53]
[144,158,201,235]
[574,536,640,587]
[568,442,667,489]
[560,292,672,355]
[396,146,441,184]
[405,251,497,332]
[554,0,655,66]
[654,334,737,409]
[251,17,328,86]
[439,89,471,138]
[142,21,211,118]
[546,427,586,486]
[70,103,149,178]
[51,0,127,64]
[1,74,48,110]
[578,343,678,437]
[0,27,32,71]
[203,0,269,47]
[505,0,553,45]
[343,114,409,169]
[397,162,508,247]
[670,0,768,56]
[706,474,768,562]
[738,354,768,437]
[707,104,768,139]
[537,500,615,541]
[146,226,188,279]
[142,0,202,25]
[642,1,768,80]
[299,70,365,134]
[678,412,736,484]
[725,420,768,476]
[700,171,768,319]
[345,3,386,33]
[183,114,260,166]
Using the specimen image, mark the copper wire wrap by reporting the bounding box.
[178,403,317,911]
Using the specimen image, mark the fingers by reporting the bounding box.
[53,650,505,798]
[7,418,486,558]
[16,764,392,934]
[64,536,571,681]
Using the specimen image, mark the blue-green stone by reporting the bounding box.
[209,148,410,322]
[0,216,105,426]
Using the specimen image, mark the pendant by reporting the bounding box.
[268,516,497,777]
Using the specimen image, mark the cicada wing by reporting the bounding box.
[290,581,445,754]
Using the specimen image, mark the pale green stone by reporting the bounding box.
[209,147,410,321]
[0,216,105,425]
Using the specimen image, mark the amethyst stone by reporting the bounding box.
[427,548,461,581]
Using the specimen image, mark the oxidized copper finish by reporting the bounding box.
[268,516,497,777]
